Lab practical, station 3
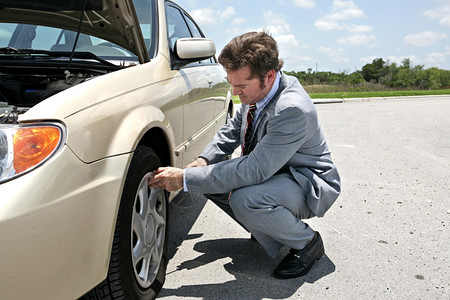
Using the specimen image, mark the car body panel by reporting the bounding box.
[23,56,184,164]
[0,146,130,299]
[0,0,231,298]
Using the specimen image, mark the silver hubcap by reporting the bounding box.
[131,172,166,288]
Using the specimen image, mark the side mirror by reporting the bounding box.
[173,38,216,69]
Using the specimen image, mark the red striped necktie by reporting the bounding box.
[242,104,257,154]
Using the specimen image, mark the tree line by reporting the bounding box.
[284,58,450,90]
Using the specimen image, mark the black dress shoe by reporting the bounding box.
[273,232,324,279]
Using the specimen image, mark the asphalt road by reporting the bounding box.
[158,96,450,300]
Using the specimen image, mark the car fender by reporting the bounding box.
[65,100,180,166]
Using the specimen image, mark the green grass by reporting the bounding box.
[309,89,450,99]
[232,89,450,103]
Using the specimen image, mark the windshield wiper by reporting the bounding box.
[52,51,119,68]
[0,46,21,54]
[0,48,118,68]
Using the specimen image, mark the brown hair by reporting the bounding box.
[218,31,284,83]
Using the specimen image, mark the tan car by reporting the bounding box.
[0,0,232,299]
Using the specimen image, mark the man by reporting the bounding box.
[148,31,341,279]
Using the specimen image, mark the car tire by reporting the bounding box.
[84,145,168,300]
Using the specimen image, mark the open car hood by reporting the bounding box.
[0,0,149,62]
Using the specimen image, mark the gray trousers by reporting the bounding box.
[206,172,315,258]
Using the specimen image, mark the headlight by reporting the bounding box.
[0,123,65,183]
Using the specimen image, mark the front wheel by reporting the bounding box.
[86,145,168,300]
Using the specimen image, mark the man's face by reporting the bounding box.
[227,66,274,105]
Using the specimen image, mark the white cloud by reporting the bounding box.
[425,52,447,64]
[385,55,418,66]
[263,11,292,35]
[277,0,315,9]
[190,8,217,27]
[220,6,236,19]
[330,0,365,20]
[232,17,246,25]
[259,11,312,71]
[404,31,447,47]
[361,56,379,65]
[318,46,350,63]
[189,6,235,28]
[338,34,376,46]
[347,24,373,33]
[298,56,313,61]
[315,21,372,33]
[294,0,316,9]
[424,0,450,27]
[314,19,340,31]
[276,34,300,47]
[315,0,371,34]
[277,34,301,66]
[441,16,450,27]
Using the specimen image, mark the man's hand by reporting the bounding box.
[148,167,183,192]
[186,157,208,168]
[149,158,207,192]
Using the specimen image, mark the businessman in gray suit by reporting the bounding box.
[149,31,341,279]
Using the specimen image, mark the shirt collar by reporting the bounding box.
[255,71,281,111]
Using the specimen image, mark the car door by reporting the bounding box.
[165,2,225,164]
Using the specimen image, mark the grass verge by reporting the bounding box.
[232,89,450,103]
[309,89,450,99]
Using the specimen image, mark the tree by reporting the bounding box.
[393,59,424,89]
[423,67,442,89]
[347,71,365,85]
[362,58,386,83]
[284,58,449,90]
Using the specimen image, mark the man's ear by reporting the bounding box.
[266,69,276,83]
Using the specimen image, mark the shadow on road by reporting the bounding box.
[166,191,208,261]
[161,191,336,299]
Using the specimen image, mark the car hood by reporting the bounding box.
[0,0,149,63]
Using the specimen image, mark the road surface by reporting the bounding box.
[158,96,450,300]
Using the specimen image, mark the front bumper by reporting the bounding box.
[0,145,131,299]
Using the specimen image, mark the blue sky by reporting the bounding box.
[180,0,450,73]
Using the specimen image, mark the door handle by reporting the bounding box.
[206,74,213,88]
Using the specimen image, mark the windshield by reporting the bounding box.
[0,0,156,63]
[0,23,140,62]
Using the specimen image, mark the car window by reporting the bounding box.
[0,22,138,60]
[184,13,215,65]
[133,0,156,57]
[0,23,15,46]
[165,3,215,67]
[166,4,192,51]
[184,15,202,38]
[29,26,61,49]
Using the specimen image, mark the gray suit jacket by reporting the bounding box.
[185,73,341,217]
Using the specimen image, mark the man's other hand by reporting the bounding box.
[186,157,208,168]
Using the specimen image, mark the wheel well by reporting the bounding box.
[138,127,171,167]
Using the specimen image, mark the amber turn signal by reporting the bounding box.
[13,126,61,173]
